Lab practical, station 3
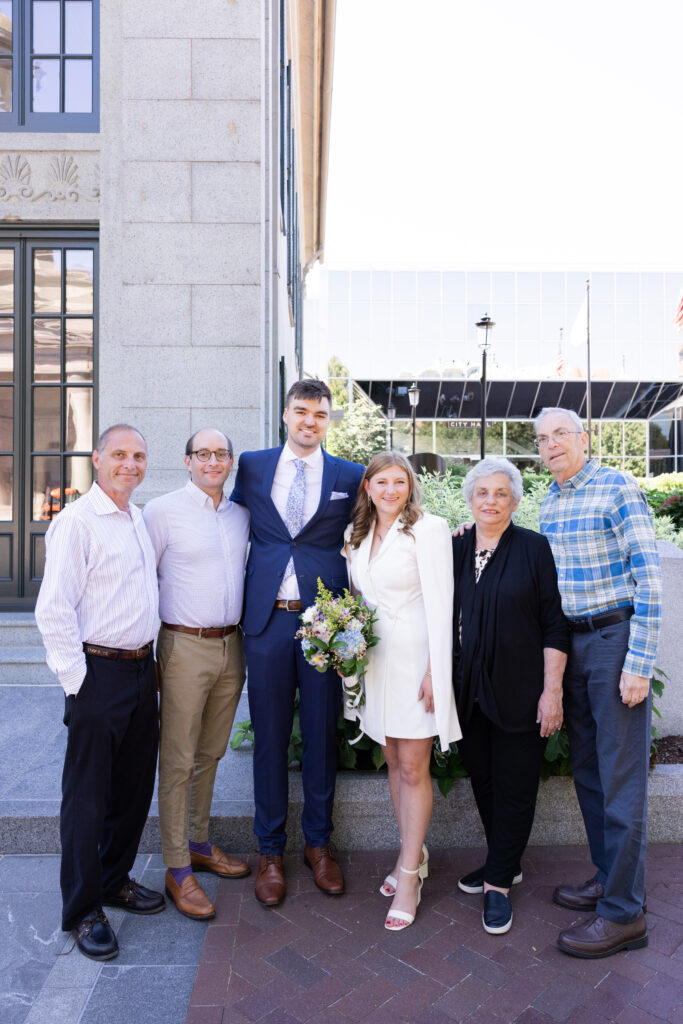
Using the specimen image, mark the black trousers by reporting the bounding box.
[60,651,159,931]
[458,703,547,888]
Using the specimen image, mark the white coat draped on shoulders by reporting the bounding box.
[342,512,461,751]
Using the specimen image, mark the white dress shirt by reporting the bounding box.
[271,443,324,600]
[35,483,160,696]
[142,480,250,628]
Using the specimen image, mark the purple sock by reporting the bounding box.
[168,865,193,886]
[189,839,212,856]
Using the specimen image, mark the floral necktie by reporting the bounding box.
[283,458,306,580]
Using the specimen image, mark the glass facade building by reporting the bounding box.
[309,268,683,474]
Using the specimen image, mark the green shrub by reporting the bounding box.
[639,472,683,494]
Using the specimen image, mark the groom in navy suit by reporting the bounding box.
[231,379,364,906]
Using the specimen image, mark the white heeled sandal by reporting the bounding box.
[380,843,429,897]
[384,866,423,931]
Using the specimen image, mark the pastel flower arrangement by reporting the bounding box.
[296,578,379,712]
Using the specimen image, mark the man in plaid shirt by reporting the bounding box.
[535,407,661,959]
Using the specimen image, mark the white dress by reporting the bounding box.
[342,512,461,751]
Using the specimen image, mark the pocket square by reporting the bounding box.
[330,491,349,500]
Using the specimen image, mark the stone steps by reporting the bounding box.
[0,647,56,685]
[0,613,55,686]
[0,612,43,647]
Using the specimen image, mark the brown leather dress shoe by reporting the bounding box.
[190,844,250,879]
[255,854,286,906]
[164,870,215,920]
[558,912,648,958]
[553,877,604,911]
[303,844,345,895]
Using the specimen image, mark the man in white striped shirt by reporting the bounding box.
[35,424,164,962]
[143,428,250,921]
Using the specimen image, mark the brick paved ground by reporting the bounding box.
[186,844,683,1024]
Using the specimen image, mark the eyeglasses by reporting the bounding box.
[190,449,232,462]
[534,430,583,449]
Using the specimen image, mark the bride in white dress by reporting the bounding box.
[343,452,461,931]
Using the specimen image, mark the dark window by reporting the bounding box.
[0,228,97,606]
[0,0,99,131]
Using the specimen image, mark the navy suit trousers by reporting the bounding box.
[244,609,342,853]
[563,619,651,924]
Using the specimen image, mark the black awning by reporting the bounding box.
[357,379,683,420]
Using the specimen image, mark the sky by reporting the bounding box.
[323,0,683,270]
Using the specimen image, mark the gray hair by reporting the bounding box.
[96,424,146,452]
[534,407,584,433]
[462,457,523,504]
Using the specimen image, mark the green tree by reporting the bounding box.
[325,356,387,465]
[326,399,387,465]
[327,355,350,412]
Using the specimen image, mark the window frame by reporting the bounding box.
[0,0,99,132]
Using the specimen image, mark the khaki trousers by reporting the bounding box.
[157,625,245,868]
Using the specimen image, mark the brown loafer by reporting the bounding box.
[190,844,250,879]
[553,877,604,911]
[558,912,647,958]
[303,844,345,896]
[164,871,215,920]
[255,854,286,907]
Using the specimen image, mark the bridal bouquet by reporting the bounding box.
[296,578,379,712]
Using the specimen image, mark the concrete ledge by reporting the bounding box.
[2,760,681,854]
[2,680,681,854]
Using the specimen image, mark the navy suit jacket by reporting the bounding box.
[231,446,364,636]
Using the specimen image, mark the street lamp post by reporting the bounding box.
[387,403,396,450]
[476,315,495,460]
[408,382,420,456]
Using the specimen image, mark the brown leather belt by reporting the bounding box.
[567,605,634,633]
[83,642,153,660]
[274,600,303,611]
[161,622,237,638]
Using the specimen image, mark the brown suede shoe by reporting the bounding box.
[190,844,250,879]
[303,844,345,896]
[553,877,604,911]
[255,854,286,907]
[164,871,215,920]
[558,912,648,958]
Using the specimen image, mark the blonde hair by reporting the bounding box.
[349,451,423,549]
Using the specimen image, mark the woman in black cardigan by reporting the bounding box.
[453,457,569,936]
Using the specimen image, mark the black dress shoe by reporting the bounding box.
[74,909,119,961]
[103,878,166,915]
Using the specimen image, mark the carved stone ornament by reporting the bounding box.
[33,155,80,201]
[0,155,35,200]
[0,152,100,204]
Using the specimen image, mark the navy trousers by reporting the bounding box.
[244,609,342,853]
[60,651,158,931]
[563,619,650,924]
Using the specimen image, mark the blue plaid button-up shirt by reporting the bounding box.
[539,460,661,678]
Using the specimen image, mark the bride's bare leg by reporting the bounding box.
[382,739,402,887]
[386,737,433,927]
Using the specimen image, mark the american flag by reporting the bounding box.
[675,288,683,332]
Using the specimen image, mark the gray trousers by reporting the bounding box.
[563,618,651,924]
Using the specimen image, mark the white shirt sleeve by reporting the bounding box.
[35,514,90,696]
